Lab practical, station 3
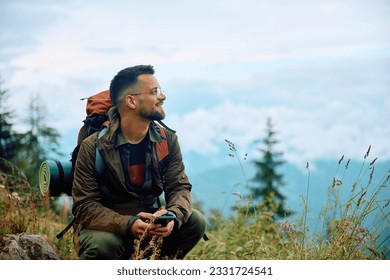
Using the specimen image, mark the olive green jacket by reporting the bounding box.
[72,109,192,236]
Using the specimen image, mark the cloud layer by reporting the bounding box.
[1,0,389,168]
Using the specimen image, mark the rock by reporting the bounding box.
[0,233,60,260]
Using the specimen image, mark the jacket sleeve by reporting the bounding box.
[71,135,131,236]
[163,133,193,229]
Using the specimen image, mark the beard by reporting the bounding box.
[140,107,165,121]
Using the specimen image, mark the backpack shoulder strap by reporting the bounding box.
[156,127,169,162]
[95,126,108,178]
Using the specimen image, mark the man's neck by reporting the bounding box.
[120,115,151,144]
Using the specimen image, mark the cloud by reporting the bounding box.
[3,0,389,75]
[167,98,389,168]
[0,0,389,168]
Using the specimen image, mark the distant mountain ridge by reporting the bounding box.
[187,158,390,222]
[188,157,390,255]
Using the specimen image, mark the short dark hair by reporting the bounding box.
[109,65,155,108]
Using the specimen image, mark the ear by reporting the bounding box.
[125,95,137,109]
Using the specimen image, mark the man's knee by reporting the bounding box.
[188,209,207,238]
[78,229,125,260]
[176,209,207,245]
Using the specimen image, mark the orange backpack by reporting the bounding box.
[77,90,112,145]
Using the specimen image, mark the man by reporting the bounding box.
[72,65,206,259]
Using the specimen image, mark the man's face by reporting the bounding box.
[134,74,166,121]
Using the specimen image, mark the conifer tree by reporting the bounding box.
[0,79,30,194]
[0,79,21,161]
[250,117,291,219]
[17,93,62,187]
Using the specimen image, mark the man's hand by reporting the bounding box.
[130,210,175,239]
[148,209,175,238]
[130,212,155,238]
[148,208,175,238]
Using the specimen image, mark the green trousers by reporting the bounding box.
[77,209,206,260]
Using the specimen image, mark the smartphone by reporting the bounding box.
[153,214,177,226]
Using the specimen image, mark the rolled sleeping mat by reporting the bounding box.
[39,160,73,196]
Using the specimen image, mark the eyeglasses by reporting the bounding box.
[129,87,165,98]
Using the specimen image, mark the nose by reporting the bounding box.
[158,91,166,100]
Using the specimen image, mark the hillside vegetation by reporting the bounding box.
[0,151,389,260]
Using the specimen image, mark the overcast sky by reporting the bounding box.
[1,0,389,170]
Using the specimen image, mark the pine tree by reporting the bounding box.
[0,79,21,160]
[249,117,291,219]
[0,79,30,194]
[17,93,62,187]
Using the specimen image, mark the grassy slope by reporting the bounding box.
[1,153,389,260]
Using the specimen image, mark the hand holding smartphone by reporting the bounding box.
[153,212,177,227]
